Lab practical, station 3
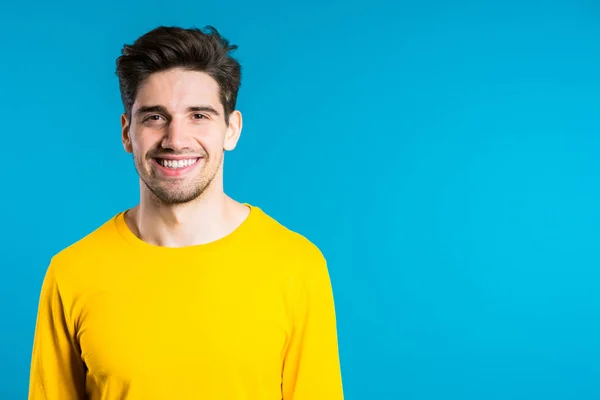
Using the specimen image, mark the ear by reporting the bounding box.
[121,113,133,153]
[224,110,243,151]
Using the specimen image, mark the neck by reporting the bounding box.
[125,182,250,248]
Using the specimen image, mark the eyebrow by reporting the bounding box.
[135,105,221,117]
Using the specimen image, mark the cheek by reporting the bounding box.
[200,130,227,153]
[131,132,159,154]
[130,141,146,159]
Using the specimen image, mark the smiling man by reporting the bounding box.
[28,26,344,399]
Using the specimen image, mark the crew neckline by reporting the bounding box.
[113,203,260,253]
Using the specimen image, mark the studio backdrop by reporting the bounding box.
[1,0,599,399]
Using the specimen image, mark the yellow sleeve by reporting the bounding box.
[282,252,344,399]
[28,260,86,399]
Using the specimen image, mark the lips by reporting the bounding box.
[155,158,200,170]
[151,157,203,177]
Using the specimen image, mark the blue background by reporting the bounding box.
[1,0,599,398]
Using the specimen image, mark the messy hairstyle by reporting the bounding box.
[116,25,241,123]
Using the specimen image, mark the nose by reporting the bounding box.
[161,118,193,150]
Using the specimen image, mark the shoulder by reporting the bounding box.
[251,207,335,310]
[46,213,124,280]
[251,205,328,274]
[252,206,325,255]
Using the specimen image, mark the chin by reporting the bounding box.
[153,191,202,205]
[147,181,211,205]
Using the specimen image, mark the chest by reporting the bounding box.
[75,262,291,384]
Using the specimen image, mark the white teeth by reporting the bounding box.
[158,158,198,169]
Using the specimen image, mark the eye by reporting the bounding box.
[142,114,165,124]
[193,113,208,120]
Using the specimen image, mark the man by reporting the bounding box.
[28,25,344,399]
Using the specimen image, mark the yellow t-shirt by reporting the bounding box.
[28,205,344,399]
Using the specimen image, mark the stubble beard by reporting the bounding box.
[133,151,222,206]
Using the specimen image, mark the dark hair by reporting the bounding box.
[115,25,241,123]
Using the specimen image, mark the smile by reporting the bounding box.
[156,158,200,170]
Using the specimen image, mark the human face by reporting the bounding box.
[121,68,242,205]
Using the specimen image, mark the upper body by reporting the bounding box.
[28,204,343,399]
[28,25,343,399]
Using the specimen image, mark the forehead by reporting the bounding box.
[133,68,222,112]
